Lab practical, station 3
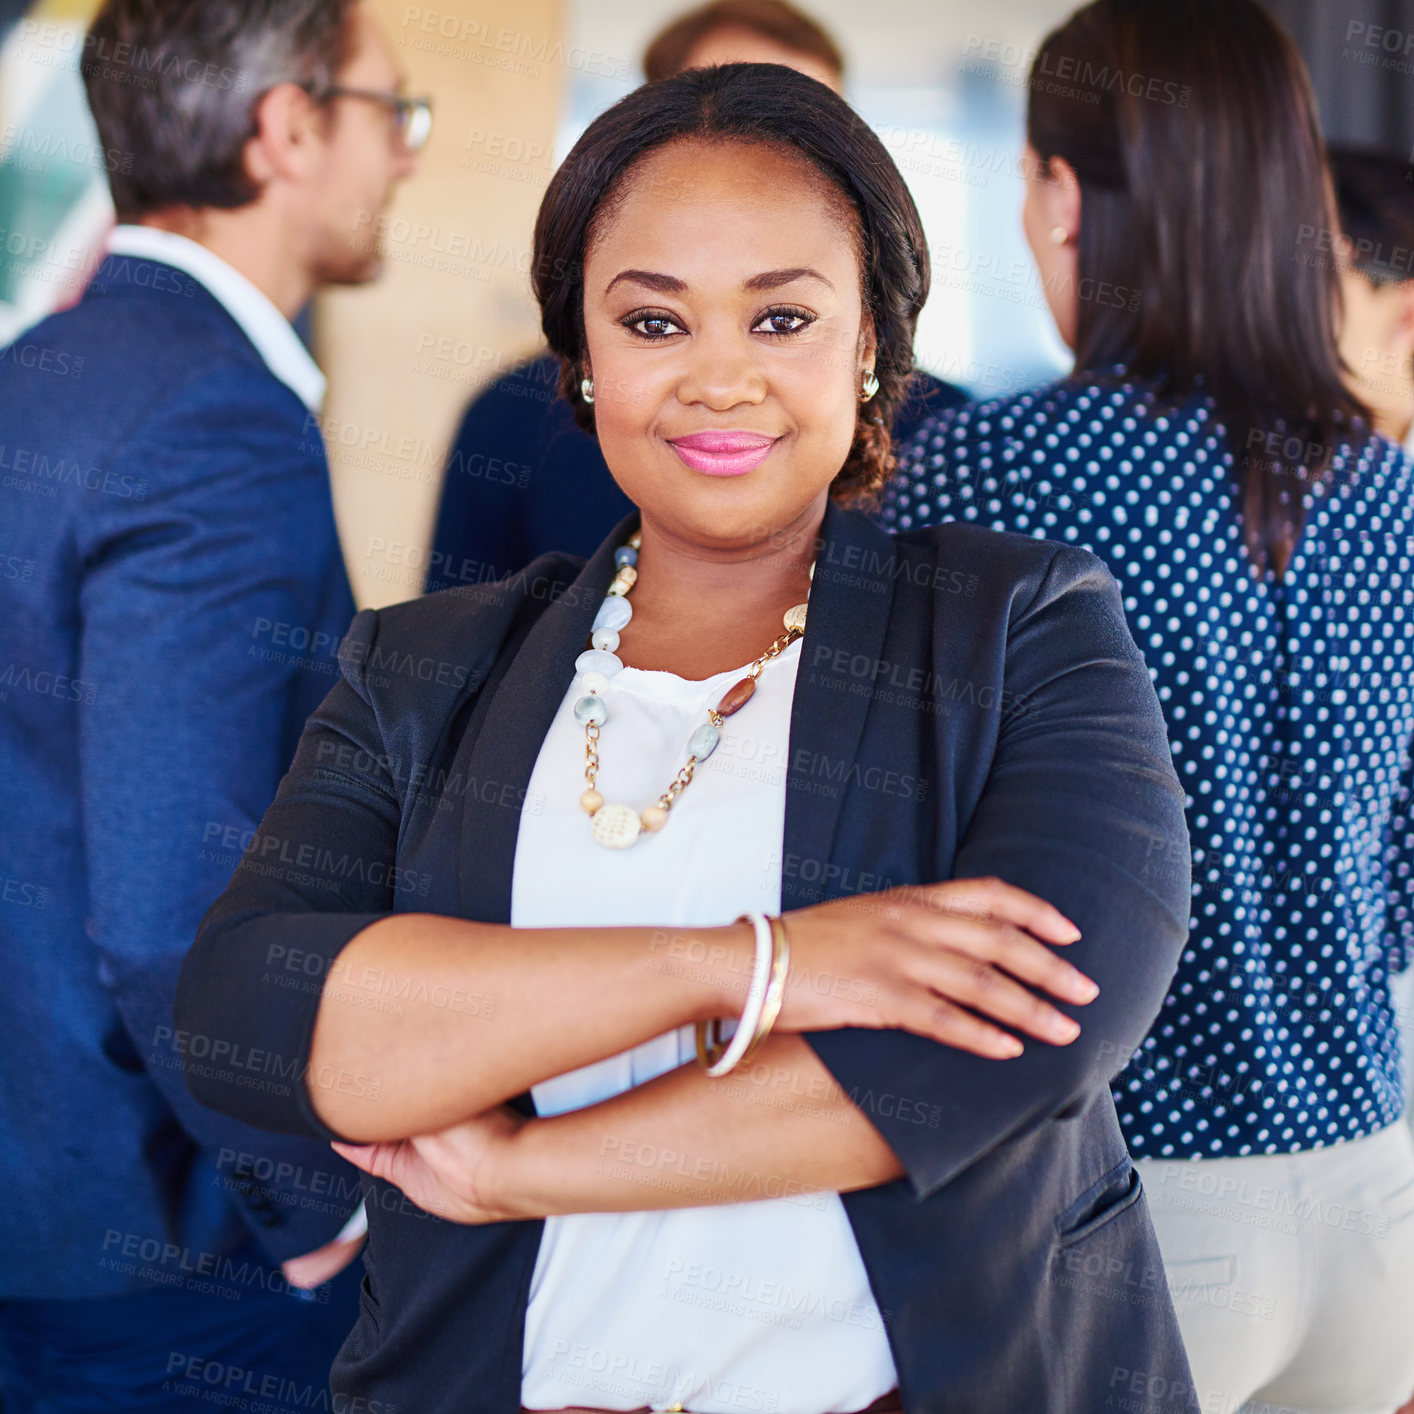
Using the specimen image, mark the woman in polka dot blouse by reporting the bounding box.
[878,2,1414,1411]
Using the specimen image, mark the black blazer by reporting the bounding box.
[178,498,1198,1413]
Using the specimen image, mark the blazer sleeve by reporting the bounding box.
[77,367,364,1258]
[174,605,404,1143]
[804,544,1192,1199]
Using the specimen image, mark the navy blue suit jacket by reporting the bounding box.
[0,254,362,1298]
[180,498,1199,1411]
[424,352,969,592]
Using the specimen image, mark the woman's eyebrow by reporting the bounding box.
[604,269,688,296]
[743,267,834,292]
[603,267,836,296]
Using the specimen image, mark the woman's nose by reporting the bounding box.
[675,335,767,410]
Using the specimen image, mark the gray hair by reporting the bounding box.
[82,0,355,220]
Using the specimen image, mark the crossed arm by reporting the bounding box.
[180,544,1191,1217]
[330,1033,906,1223]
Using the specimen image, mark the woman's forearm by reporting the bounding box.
[493,1033,905,1215]
[308,913,753,1141]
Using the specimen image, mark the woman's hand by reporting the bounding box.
[280,1228,365,1290]
[769,876,1098,1060]
[331,1106,529,1225]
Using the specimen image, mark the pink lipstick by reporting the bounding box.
[668,431,778,477]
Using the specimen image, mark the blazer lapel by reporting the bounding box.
[781,499,898,911]
[454,497,899,921]
[456,508,642,922]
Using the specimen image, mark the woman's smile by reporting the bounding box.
[667,429,780,476]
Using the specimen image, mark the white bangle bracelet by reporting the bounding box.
[698,910,774,1078]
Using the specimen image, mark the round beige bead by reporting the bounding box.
[580,789,604,814]
[641,805,668,831]
[591,803,642,848]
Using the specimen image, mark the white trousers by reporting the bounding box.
[1397,966,1414,1140]
[1136,1123,1414,1414]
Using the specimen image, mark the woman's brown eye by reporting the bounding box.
[756,312,808,335]
[630,315,682,338]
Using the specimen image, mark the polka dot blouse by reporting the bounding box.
[877,375,1414,1159]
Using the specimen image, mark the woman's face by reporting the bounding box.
[580,138,876,550]
[1336,267,1414,444]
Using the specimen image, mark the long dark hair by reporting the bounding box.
[1027,0,1366,575]
[531,62,930,505]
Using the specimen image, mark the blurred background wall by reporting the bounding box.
[2,0,1412,606]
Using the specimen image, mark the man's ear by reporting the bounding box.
[243,82,327,189]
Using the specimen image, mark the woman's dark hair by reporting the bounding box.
[82,0,355,221]
[532,63,928,505]
[1329,144,1414,287]
[1027,0,1366,576]
[643,0,845,85]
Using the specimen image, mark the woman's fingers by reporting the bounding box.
[911,912,1099,1006]
[891,988,1026,1060]
[918,876,1082,946]
[917,949,1082,1045]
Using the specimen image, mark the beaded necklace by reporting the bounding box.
[572,530,814,849]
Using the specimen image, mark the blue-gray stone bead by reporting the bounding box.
[686,722,720,761]
[574,695,609,726]
[576,648,623,677]
[593,596,633,633]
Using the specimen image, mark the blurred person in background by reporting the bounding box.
[1330,146,1414,457]
[0,0,425,1407]
[425,0,969,594]
[1328,145,1414,1155]
[878,2,1414,1411]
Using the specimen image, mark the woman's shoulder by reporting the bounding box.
[336,549,585,709]
[904,371,1218,462]
[883,516,1120,619]
[1323,423,1414,502]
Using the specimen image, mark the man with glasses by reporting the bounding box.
[0,2,427,1408]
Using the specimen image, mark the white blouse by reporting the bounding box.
[513,635,897,1414]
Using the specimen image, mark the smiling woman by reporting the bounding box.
[177,62,1199,1414]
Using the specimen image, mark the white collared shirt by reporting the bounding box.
[106,224,326,413]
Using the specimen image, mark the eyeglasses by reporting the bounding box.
[305,83,434,153]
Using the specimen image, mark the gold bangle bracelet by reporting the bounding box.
[695,1016,728,1069]
[695,911,787,1074]
[739,913,790,1066]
